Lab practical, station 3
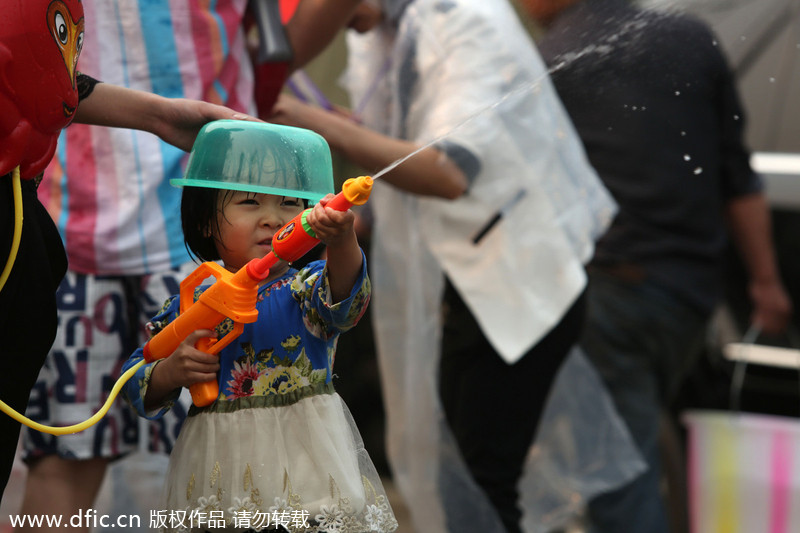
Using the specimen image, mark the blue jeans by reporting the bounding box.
[581,269,709,533]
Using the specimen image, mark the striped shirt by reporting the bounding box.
[38,0,254,275]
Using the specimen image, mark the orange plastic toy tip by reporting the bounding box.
[341,175,373,206]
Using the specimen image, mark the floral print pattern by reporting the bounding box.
[224,344,328,400]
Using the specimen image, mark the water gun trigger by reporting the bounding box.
[195,336,218,354]
[171,261,257,407]
[195,322,244,356]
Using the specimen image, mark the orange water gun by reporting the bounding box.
[141,175,373,407]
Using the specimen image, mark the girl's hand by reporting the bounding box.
[152,329,221,391]
[305,194,357,247]
[305,195,363,303]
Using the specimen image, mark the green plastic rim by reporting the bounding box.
[172,120,334,203]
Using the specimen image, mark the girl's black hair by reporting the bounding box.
[181,186,309,264]
[181,186,224,263]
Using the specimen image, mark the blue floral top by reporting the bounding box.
[121,255,370,418]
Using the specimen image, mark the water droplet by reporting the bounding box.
[712,40,718,47]
[769,77,776,83]
[684,154,691,161]
[675,90,681,96]
[740,35,747,42]
[733,114,740,121]
[693,167,703,175]
[680,131,687,136]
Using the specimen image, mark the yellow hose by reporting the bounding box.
[0,166,23,292]
[0,360,146,435]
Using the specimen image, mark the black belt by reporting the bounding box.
[588,262,647,283]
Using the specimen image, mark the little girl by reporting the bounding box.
[121,121,397,533]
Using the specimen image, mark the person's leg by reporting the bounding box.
[0,177,66,497]
[439,280,586,533]
[581,271,708,533]
[17,456,108,533]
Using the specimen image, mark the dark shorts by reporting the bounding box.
[21,264,196,464]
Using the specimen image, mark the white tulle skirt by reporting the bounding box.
[161,392,397,533]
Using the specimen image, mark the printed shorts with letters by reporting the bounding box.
[21,263,198,463]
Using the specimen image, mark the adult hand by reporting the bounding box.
[270,93,326,130]
[153,98,261,152]
[270,93,354,132]
[75,83,260,152]
[749,278,792,336]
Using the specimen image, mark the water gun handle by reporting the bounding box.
[181,263,252,406]
[142,262,259,407]
[189,334,230,407]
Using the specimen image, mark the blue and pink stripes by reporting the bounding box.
[39,0,253,276]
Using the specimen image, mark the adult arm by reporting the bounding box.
[716,51,791,335]
[725,192,792,335]
[74,83,257,152]
[271,94,468,199]
[285,0,361,71]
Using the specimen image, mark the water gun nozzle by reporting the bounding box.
[341,175,373,206]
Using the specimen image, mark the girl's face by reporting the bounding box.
[212,191,305,275]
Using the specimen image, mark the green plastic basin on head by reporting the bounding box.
[172,120,334,203]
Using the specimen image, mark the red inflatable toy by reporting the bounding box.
[0,0,85,179]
